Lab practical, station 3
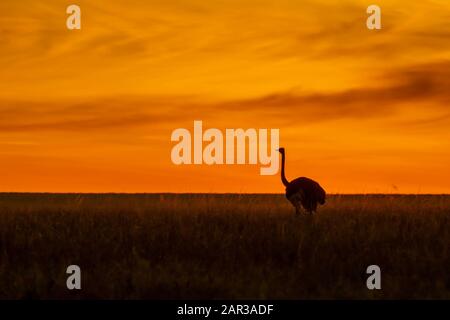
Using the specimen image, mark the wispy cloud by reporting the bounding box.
[0,0,449,193]
[0,59,448,134]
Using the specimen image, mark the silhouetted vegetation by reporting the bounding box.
[0,194,449,299]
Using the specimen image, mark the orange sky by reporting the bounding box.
[0,0,449,193]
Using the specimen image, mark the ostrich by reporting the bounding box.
[277,147,326,215]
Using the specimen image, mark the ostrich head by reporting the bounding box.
[277,147,285,154]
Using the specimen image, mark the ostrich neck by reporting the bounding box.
[280,152,290,187]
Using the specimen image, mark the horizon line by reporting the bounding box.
[0,192,449,196]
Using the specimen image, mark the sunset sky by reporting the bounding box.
[0,0,449,193]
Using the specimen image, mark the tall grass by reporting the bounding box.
[0,194,449,299]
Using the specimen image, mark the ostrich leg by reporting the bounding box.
[295,204,302,215]
[288,192,304,216]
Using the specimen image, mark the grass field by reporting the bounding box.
[0,193,449,299]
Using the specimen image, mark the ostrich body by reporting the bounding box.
[278,147,326,215]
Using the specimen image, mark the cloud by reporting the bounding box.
[0,0,449,194]
[0,97,190,133]
[0,59,448,134]
[216,60,450,123]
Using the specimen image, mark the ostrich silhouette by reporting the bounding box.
[277,147,326,215]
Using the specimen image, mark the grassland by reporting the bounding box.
[0,193,449,299]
